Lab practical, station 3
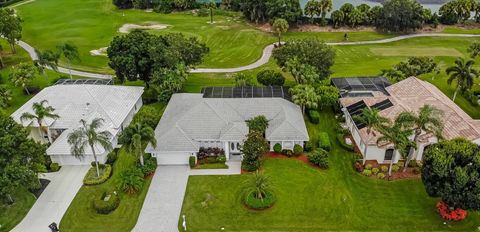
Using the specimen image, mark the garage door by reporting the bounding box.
[50,154,106,166]
[155,152,191,165]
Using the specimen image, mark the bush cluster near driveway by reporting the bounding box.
[60,148,152,231]
[179,111,480,231]
[83,164,112,185]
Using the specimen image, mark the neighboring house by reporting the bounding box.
[146,86,309,165]
[334,76,480,164]
[11,82,144,165]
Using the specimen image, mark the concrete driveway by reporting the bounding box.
[133,166,189,232]
[134,161,241,232]
[11,165,89,232]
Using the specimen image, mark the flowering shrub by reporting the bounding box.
[354,162,364,172]
[362,169,372,177]
[365,164,373,170]
[380,165,388,173]
[372,168,379,174]
[436,201,468,221]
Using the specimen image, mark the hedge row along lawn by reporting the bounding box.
[178,111,480,231]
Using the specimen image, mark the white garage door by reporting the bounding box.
[50,154,106,166]
[155,152,191,165]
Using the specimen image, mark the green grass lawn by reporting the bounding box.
[194,163,229,169]
[0,188,36,232]
[179,111,480,231]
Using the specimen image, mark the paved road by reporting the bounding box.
[17,33,480,78]
[133,161,241,232]
[11,166,90,232]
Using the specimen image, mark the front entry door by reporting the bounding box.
[230,142,240,153]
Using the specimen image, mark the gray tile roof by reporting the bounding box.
[146,93,309,153]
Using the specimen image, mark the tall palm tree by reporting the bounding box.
[20,100,60,143]
[395,105,443,172]
[57,43,80,79]
[68,118,112,177]
[290,84,320,114]
[319,0,333,24]
[376,118,415,176]
[446,58,479,102]
[354,108,389,164]
[119,122,157,166]
[34,49,60,79]
[305,0,321,22]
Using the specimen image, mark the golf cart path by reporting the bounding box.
[17,33,480,79]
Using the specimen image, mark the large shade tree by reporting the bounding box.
[0,114,46,203]
[446,58,479,102]
[67,118,112,177]
[9,62,36,95]
[0,8,22,53]
[119,122,157,166]
[20,100,60,143]
[241,131,269,171]
[422,138,480,210]
[375,0,425,32]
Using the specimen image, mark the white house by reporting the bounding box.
[335,77,480,164]
[11,83,144,165]
[146,87,309,165]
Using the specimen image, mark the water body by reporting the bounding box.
[299,0,447,13]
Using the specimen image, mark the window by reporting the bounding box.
[237,143,240,150]
[230,143,235,151]
[384,149,394,161]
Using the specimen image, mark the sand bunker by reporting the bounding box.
[118,23,168,33]
[90,47,108,57]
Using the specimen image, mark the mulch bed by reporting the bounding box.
[359,161,421,181]
[29,178,50,198]
[241,152,320,173]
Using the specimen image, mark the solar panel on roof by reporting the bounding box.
[371,99,394,111]
[201,86,291,100]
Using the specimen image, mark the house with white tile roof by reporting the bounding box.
[11,84,144,165]
[336,77,480,164]
[146,91,309,165]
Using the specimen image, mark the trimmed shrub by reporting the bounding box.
[106,149,119,165]
[372,168,379,175]
[408,160,418,167]
[365,164,373,170]
[117,167,144,194]
[93,191,120,214]
[216,154,226,163]
[84,164,112,185]
[304,141,314,152]
[273,143,282,153]
[392,164,400,172]
[377,173,386,179]
[318,132,331,151]
[90,161,106,169]
[281,149,293,157]
[244,191,276,210]
[189,156,196,168]
[50,163,60,172]
[380,165,388,173]
[308,110,320,124]
[293,144,303,156]
[354,162,364,172]
[362,169,372,177]
[397,161,404,168]
[256,70,285,86]
[139,156,157,177]
[307,149,329,169]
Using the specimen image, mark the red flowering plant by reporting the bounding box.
[436,201,468,221]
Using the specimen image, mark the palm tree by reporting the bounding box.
[290,84,321,114]
[446,58,479,102]
[272,18,289,46]
[57,43,80,79]
[376,119,415,176]
[243,171,272,200]
[34,49,60,79]
[20,100,60,143]
[207,0,217,24]
[119,122,157,166]
[354,108,389,164]
[67,118,113,177]
[395,105,443,172]
[305,0,321,22]
[319,0,333,24]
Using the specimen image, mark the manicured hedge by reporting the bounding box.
[83,164,112,185]
[293,144,303,155]
[244,191,276,210]
[189,156,196,168]
[308,110,320,124]
[93,191,120,214]
[273,143,282,153]
[49,163,60,172]
[318,132,331,151]
[307,149,329,169]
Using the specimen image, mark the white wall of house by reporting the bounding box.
[29,127,45,143]
[269,141,305,151]
[50,151,108,166]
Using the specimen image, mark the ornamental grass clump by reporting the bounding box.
[242,171,276,210]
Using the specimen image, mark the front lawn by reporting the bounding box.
[193,163,229,169]
[0,188,36,232]
[179,111,480,231]
[59,149,152,232]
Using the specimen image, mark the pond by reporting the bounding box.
[299,0,448,13]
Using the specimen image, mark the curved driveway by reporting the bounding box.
[17,33,480,78]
